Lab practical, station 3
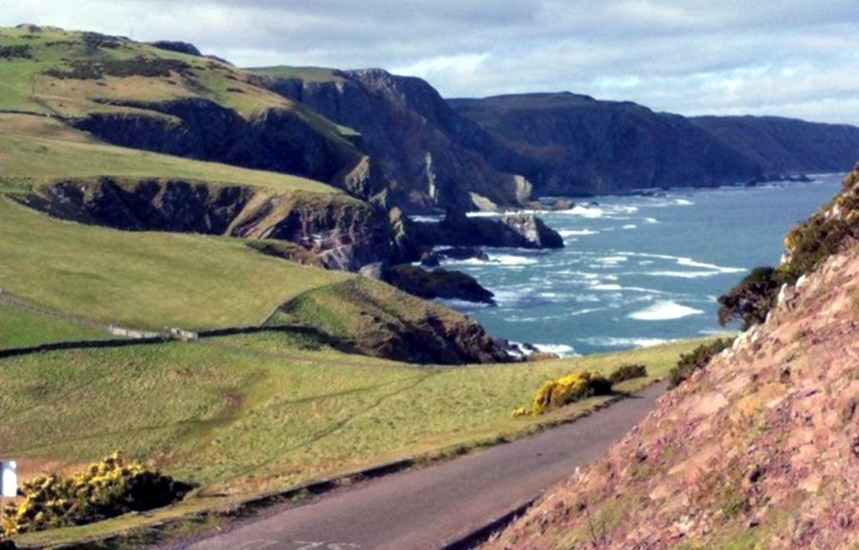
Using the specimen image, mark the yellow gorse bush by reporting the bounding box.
[1,452,190,536]
[513,371,612,417]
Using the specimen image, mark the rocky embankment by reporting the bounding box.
[487,167,859,548]
[26,178,389,271]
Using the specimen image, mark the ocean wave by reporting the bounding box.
[559,229,599,237]
[559,205,605,218]
[533,343,579,357]
[493,255,540,266]
[627,300,704,320]
[644,217,659,224]
[675,198,694,205]
[676,258,745,273]
[622,224,637,230]
[640,270,722,279]
[577,337,670,349]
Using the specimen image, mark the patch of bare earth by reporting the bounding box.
[486,241,859,548]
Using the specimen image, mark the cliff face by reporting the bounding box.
[257,68,531,213]
[73,99,378,200]
[450,93,764,195]
[691,115,859,175]
[32,178,389,272]
[487,167,859,549]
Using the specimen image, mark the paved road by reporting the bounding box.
[179,384,665,550]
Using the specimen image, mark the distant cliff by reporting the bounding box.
[253,67,532,213]
[691,115,859,174]
[449,93,764,196]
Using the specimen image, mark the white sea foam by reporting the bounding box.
[675,198,694,205]
[492,255,539,266]
[561,205,605,218]
[592,283,624,291]
[578,337,670,349]
[559,229,599,237]
[623,224,637,230]
[533,343,579,357]
[677,258,745,273]
[597,255,629,264]
[644,217,659,224]
[410,215,442,223]
[628,301,704,320]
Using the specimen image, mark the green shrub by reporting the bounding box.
[608,363,648,384]
[1,452,190,536]
[668,338,733,389]
[717,266,783,330]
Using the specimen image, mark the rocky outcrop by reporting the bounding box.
[277,277,513,364]
[384,265,495,305]
[450,93,764,196]
[256,68,532,213]
[30,178,389,272]
[691,115,859,175]
[487,167,859,548]
[415,211,564,249]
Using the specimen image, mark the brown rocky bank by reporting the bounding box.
[486,169,859,549]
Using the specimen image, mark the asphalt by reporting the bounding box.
[177,383,666,550]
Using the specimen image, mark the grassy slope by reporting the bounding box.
[0,26,284,117]
[0,25,358,155]
[0,197,349,330]
[0,303,106,348]
[0,335,705,497]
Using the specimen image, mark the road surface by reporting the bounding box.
[177,384,665,550]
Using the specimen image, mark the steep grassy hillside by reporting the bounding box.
[0,196,349,330]
[0,25,369,196]
[0,114,339,194]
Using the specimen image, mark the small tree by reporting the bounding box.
[717,266,781,330]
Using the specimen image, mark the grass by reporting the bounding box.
[0,302,107,349]
[0,197,349,330]
[2,336,707,547]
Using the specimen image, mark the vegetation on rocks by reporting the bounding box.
[1,452,189,536]
[668,338,733,388]
[718,165,859,330]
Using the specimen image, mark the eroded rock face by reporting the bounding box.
[72,99,376,199]
[384,265,496,305]
[32,178,389,272]
[262,68,532,213]
[415,210,564,250]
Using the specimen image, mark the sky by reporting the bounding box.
[3,0,858,125]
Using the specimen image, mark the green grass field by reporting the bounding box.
[0,303,107,349]
[0,335,705,497]
[0,197,349,330]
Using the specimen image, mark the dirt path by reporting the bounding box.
[174,383,666,550]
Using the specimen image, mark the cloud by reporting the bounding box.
[1,0,858,124]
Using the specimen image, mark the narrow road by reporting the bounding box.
[179,384,665,550]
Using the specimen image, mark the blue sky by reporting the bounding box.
[2,0,858,124]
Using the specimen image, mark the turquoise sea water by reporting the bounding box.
[434,174,845,356]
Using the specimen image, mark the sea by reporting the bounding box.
[430,173,845,356]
